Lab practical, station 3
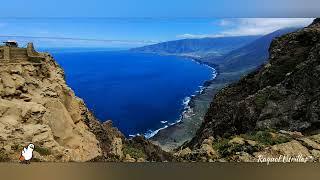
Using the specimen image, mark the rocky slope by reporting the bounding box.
[177,18,320,159]
[169,18,320,162]
[190,18,320,146]
[176,130,320,162]
[0,49,172,162]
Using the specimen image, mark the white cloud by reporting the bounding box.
[177,33,227,39]
[178,18,314,39]
[177,33,216,39]
[223,18,314,36]
[218,19,234,26]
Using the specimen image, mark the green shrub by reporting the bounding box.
[212,130,291,158]
[212,139,230,157]
[212,139,262,158]
[11,144,23,151]
[35,146,51,156]
[254,93,268,109]
[242,130,290,146]
[122,145,146,159]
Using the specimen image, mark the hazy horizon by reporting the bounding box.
[0,18,314,48]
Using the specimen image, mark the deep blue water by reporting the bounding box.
[52,50,213,137]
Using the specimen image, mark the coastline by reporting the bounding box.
[126,51,247,151]
[149,54,244,151]
[138,55,217,139]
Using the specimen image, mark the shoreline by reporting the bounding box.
[148,54,244,151]
[137,56,218,139]
[125,51,246,151]
[140,53,222,150]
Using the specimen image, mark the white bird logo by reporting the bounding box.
[19,143,35,163]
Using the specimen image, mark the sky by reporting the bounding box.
[0,0,319,18]
[0,18,314,48]
[0,0,317,48]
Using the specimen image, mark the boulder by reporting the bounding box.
[299,137,320,150]
[279,130,303,138]
[202,136,214,145]
[229,137,245,145]
[310,134,320,144]
[200,143,218,159]
[136,157,146,162]
[246,139,257,146]
[271,140,310,157]
[231,152,255,162]
[254,140,311,160]
[124,154,136,162]
[175,147,192,157]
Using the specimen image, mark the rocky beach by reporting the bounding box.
[150,59,248,151]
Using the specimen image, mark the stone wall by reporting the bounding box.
[0,42,44,63]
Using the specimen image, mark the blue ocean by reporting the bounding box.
[51,50,214,137]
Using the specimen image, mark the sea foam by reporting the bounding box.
[141,62,217,139]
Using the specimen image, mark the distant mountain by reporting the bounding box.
[130,36,261,58]
[206,27,301,73]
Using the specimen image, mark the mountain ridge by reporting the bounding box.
[215,27,301,73]
[131,36,261,58]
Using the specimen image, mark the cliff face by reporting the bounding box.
[0,47,174,162]
[0,51,127,162]
[189,18,320,148]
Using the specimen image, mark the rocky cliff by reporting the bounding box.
[0,52,105,162]
[188,18,320,148]
[167,18,320,162]
[0,49,173,162]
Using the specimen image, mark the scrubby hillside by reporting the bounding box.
[192,19,320,143]
[173,18,320,162]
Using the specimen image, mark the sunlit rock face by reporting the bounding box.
[0,47,104,162]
